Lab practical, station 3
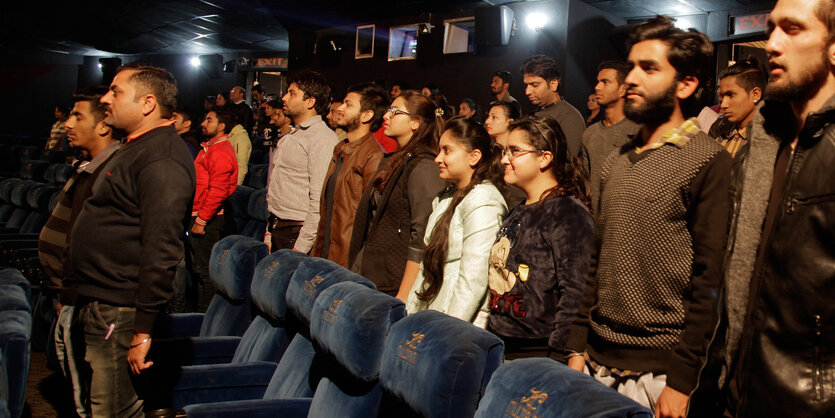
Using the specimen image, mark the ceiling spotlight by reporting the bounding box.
[190,56,201,67]
[418,23,434,35]
[97,63,103,69]
[526,12,548,31]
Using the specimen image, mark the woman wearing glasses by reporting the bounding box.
[348,91,447,299]
[405,117,508,326]
[486,116,594,359]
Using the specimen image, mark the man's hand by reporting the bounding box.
[655,386,688,418]
[127,332,153,375]
[567,355,586,372]
[190,223,205,235]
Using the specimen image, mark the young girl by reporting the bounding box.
[405,117,508,326]
[484,101,521,147]
[348,91,447,298]
[487,116,594,359]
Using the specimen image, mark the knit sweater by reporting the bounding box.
[567,124,732,394]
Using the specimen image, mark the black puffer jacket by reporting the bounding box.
[691,97,835,417]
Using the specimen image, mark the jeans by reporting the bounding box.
[188,215,225,312]
[55,305,89,417]
[77,301,144,417]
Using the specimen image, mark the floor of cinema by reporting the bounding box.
[24,350,75,417]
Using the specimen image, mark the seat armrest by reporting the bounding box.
[184,398,312,418]
[171,362,278,408]
[151,336,242,366]
[154,313,205,338]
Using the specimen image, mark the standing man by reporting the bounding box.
[190,109,238,311]
[390,80,409,100]
[229,85,254,134]
[39,85,121,418]
[251,84,269,137]
[709,59,765,158]
[70,63,195,416]
[490,70,518,104]
[311,83,386,267]
[171,108,199,158]
[520,55,585,156]
[566,17,731,417]
[581,60,640,215]
[266,69,338,252]
[691,0,835,416]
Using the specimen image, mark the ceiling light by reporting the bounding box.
[97,63,103,69]
[190,56,201,67]
[526,12,548,31]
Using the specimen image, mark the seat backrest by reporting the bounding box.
[0,309,31,418]
[223,185,254,236]
[475,358,653,418]
[230,250,309,364]
[27,184,59,212]
[378,310,505,418]
[245,164,268,189]
[261,258,374,400]
[0,179,21,204]
[199,235,268,337]
[241,189,267,239]
[306,282,406,418]
[18,146,40,162]
[9,181,36,208]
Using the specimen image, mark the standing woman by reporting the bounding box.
[484,101,521,147]
[486,116,594,360]
[348,91,447,298]
[405,117,508,325]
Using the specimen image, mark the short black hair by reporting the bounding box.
[346,82,389,132]
[719,58,766,93]
[493,71,512,84]
[287,69,331,116]
[392,80,410,90]
[520,55,560,82]
[266,99,282,109]
[628,16,714,117]
[251,84,265,94]
[209,108,235,135]
[72,85,110,123]
[117,63,178,118]
[597,60,632,85]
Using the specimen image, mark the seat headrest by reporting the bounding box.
[250,249,309,324]
[247,189,268,222]
[286,258,375,327]
[311,281,405,382]
[226,185,254,219]
[379,310,504,418]
[210,235,269,301]
[475,358,653,418]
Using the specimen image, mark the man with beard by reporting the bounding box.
[690,0,835,416]
[190,109,238,311]
[566,16,731,417]
[311,83,386,267]
[490,70,517,105]
[266,69,338,252]
[580,60,641,216]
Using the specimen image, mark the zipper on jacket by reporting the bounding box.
[814,314,822,401]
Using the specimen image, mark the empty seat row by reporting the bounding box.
[0,268,32,418]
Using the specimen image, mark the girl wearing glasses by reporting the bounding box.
[486,116,594,359]
[348,91,447,299]
[405,117,508,326]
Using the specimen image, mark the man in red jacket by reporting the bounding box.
[191,108,238,311]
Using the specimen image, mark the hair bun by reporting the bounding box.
[434,108,444,118]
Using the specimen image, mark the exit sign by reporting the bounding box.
[254,57,287,69]
[731,12,769,36]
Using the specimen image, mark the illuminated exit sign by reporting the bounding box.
[731,12,769,36]
[254,57,287,69]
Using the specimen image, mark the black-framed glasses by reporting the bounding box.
[386,107,412,117]
[502,147,546,160]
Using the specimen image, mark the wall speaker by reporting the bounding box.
[475,5,515,47]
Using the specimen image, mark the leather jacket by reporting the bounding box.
[690,97,835,417]
[311,133,383,267]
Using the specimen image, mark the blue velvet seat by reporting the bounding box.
[169,258,375,410]
[155,235,268,339]
[0,346,9,418]
[222,185,254,236]
[184,280,403,418]
[18,160,48,182]
[378,310,505,418]
[0,268,31,418]
[243,189,268,240]
[475,358,653,418]
[245,163,268,189]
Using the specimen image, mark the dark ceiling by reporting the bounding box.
[1,0,775,56]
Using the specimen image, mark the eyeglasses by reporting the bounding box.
[502,147,546,160]
[386,107,412,117]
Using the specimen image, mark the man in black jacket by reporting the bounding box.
[70,63,195,416]
[691,0,835,416]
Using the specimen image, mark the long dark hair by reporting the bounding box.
[417,116,506,303]
[374,90,444,191]
[508,116,590,207]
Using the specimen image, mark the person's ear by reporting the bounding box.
[409,118,420,132]
[304,95,316,111]
[750,86,762,104]
[676,76,699,101]
[217,122,226,134]
[139,94,157,117]
[549,79,559,93]
[360,109,374,124]
[183,120,192,131]
[538,150,553,171]
[96,120,111,137]
[617,82,628,99]
[469,148,483,168]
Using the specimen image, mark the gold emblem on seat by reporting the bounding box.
[302,275,325,298]
[506,388,548,417]
[323,299,342,324]
[397,332,425,364]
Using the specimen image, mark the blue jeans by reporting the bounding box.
[77,301,144,417]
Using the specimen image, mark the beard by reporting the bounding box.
[766,51,830,102]
[337,112,361,132]
[624,82,677,126]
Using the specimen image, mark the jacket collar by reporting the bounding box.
[78,141,121,174]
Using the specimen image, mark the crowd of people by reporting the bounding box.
[35,0,835,416]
